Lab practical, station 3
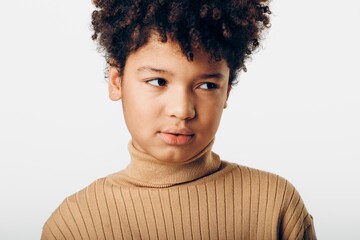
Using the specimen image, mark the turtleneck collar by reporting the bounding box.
[109,139,221,188]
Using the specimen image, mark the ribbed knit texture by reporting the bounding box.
[42,141,316,240]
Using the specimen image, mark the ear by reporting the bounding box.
[224,84,231,109]
[108,65,122,101]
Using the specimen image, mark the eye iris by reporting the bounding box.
[207,83,216,89]
[157,79,166,86]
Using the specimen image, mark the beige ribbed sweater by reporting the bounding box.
[41,140,316,239]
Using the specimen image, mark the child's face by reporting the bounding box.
[109,35,230,163]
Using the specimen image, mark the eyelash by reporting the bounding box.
[199,82,218,90]
[146,78,219,90]
[146,78,167,87]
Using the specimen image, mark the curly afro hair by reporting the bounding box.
[91,0,271,86]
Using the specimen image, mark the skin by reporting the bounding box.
[109,35,231,163]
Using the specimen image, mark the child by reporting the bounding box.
[42,0,316,239]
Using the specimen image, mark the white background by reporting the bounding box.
[0,0,359,239]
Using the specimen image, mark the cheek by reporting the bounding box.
[196,98,224,131]
[122,92,163,130]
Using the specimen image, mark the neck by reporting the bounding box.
[114,139,221,187]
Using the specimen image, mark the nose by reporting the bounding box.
[166,87,196,120]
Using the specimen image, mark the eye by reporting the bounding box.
[146,78,167,87]
[199,82,218,90]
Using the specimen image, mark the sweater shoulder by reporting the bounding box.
[41,177,109,240]
[231,164,311,210]
[216,161,292,193]
[228,163,316,239]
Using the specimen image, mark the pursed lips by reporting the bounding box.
[158,128,195,145]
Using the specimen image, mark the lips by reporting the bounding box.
[159,127,195,145]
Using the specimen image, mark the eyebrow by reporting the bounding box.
[137,66,173,75]
[137,65,225,80]
[198,73,225,80]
